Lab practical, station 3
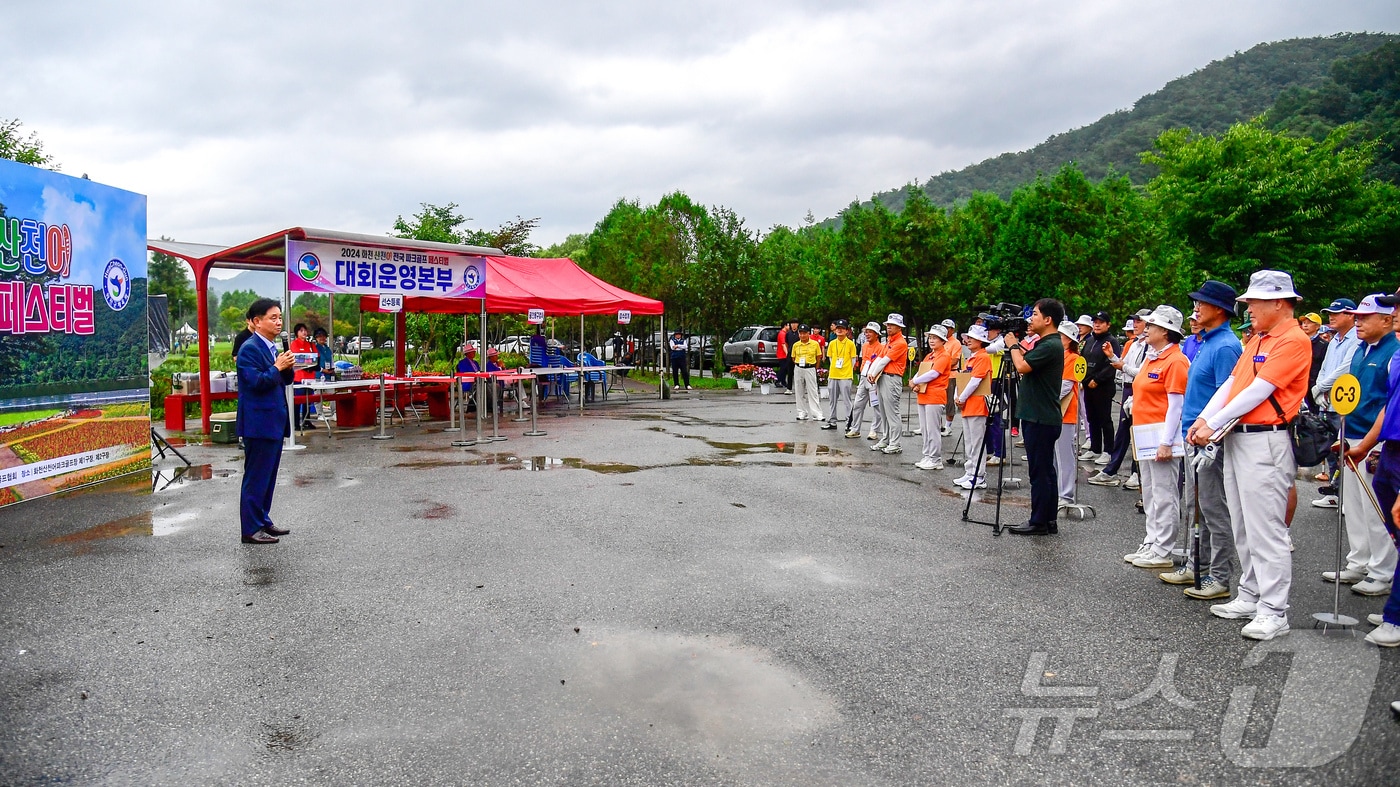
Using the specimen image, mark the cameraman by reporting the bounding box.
[1006,298,1067,536]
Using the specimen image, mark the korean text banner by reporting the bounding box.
[287,239,486,298]
[0,159,150,506]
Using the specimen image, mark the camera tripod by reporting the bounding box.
[961,356,1022,535]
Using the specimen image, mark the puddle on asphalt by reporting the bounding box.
[567,629,837,752]
[152,463,235,493]
[48,512,153,543]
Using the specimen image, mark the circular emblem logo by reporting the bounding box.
[463,265,482,290]
[102,258,130,311]
[297,252,321,282]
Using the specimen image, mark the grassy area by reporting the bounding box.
[0,409,61,427]
[629,371,737,390]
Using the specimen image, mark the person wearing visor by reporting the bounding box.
[1324,295,1399,598]
[1188,270,1312,641]
[1123,306,1191,569]
[846,322,886,440]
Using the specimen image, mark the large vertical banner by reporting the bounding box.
[0,160,149,507]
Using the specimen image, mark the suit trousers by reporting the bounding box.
[848,377,883,435]
[1084,383,1115,453]
[1343,458,1398,582]
[877,374,903,449]
[1022,421,1060,527]
[1056,423,1077,501]
[1223,430,1295,617]
[1141,456,1181,558]
[1192,445,1236,586]
[826,378,853,424]
[793,366,820,419]
[241,437,283,537]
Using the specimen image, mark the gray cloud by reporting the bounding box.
[5,1,1397,248]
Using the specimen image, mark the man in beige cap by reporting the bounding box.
[1188,270,1312,641]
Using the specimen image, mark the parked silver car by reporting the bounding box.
[722,326,781,367]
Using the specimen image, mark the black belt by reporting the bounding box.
[1233,423,1288,434]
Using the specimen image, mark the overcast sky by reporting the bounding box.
[5,1,1397,262]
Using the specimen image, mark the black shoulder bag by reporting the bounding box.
[1254,337,1334,467]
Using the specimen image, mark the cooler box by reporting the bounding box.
[210,412,238,444]
[209,372,228,393]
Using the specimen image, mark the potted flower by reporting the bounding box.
[816,367,830,399]
[753,365,778,395]
[731,364,756,390]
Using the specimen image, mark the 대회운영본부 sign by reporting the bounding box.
[287,239,486,299]
[0,158,150,507]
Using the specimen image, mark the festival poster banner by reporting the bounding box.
[0,159,149,507]
[286,239,486,298]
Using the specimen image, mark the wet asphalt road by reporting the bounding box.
[1,390,1397,786]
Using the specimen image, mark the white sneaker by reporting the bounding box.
[1094,452,1112,465]
[1210,597,1258,620]
[1159,565,1195,585]
[867,430,879,440]
[1323,568,1367,584]
[1369,613,1385,626]
[870,441,888,451]
[796,414,808,421]
[1123,543,1151,562]
[1365,622,1400,647]
[1132,553,1175,569]
[1077,449,1098,462]
[1241,613,1290,641]
[1087,472,1120,487]
[986,456,1002,466]
[1123,472,1141,490]
[1352,579,1393,596]
[1081,438,1092,450]
[1311,495,1338,509]
[1057,497,1075,509]
[941,424,953,436]
[915,458,936,470]
[913,428,922,435]
[952,474,970,485]
[881,445,903,454]
[954,477,986,490]
[845,429,860,438]
[1184,578,1230,599]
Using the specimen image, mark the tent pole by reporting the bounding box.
[283,235,303,451]
[659,314,665,400]
[580,313,585,415]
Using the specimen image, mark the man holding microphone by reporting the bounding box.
[236,298,297,545]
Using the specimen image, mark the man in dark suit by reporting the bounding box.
[236,298,296,544]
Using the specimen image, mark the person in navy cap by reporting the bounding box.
[1157,280,1243,599]
[1312,297,1362,503]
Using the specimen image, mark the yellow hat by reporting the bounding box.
[1301,312,1323,325]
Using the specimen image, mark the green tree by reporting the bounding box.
[0,118,55,168]
[149,240,196,326]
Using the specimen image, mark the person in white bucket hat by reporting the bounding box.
[953,324,994,488]
[1189,270,1311,641]
[1055,320,1085,507]
[1123,305,1191,571]
[910,325,953,469]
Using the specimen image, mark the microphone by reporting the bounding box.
[280,331,290,353]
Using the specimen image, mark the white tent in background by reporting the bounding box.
[175,322,196,338]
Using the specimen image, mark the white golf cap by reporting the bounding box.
[1237,269,1300,301]
[1122,319,1136,332]
[1144,305,1184,334]
[1347,293,1391,316]
[926,324,948,341]
[965,324,992,344]
[884,313,906,328]
[1058,320,1079,342]
[1075,314,1094,328]
[941,319,956,329]
[863,321,882,334]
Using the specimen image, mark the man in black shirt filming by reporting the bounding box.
[1005,298,1067,536]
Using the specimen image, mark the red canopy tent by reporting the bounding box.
[357,256,663,316]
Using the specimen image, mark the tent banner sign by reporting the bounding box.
[527,308,545,324]
[287,239,486,298]
[0,158,150,507]
[379,293,403,312]
[617,309,631,325]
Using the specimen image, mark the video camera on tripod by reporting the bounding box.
[976,302,1030,337]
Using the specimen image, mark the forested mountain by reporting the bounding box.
[872,32,1398,212]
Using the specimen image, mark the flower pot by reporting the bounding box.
[759,384,772,395]
[819,386,829,399]
[738,379,753,391]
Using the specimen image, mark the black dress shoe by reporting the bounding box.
[1008,522,1052,536]
[263,525,291,536]
[241,530,279,544]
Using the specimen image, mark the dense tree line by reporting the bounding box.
[878,33,1397,211]
[557,122,1399,357]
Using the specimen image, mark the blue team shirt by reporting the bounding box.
[1182,322,1243,437]
[1345,333,1399,439]
[1181,332,1203,361]
[1380,352,1400,443]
